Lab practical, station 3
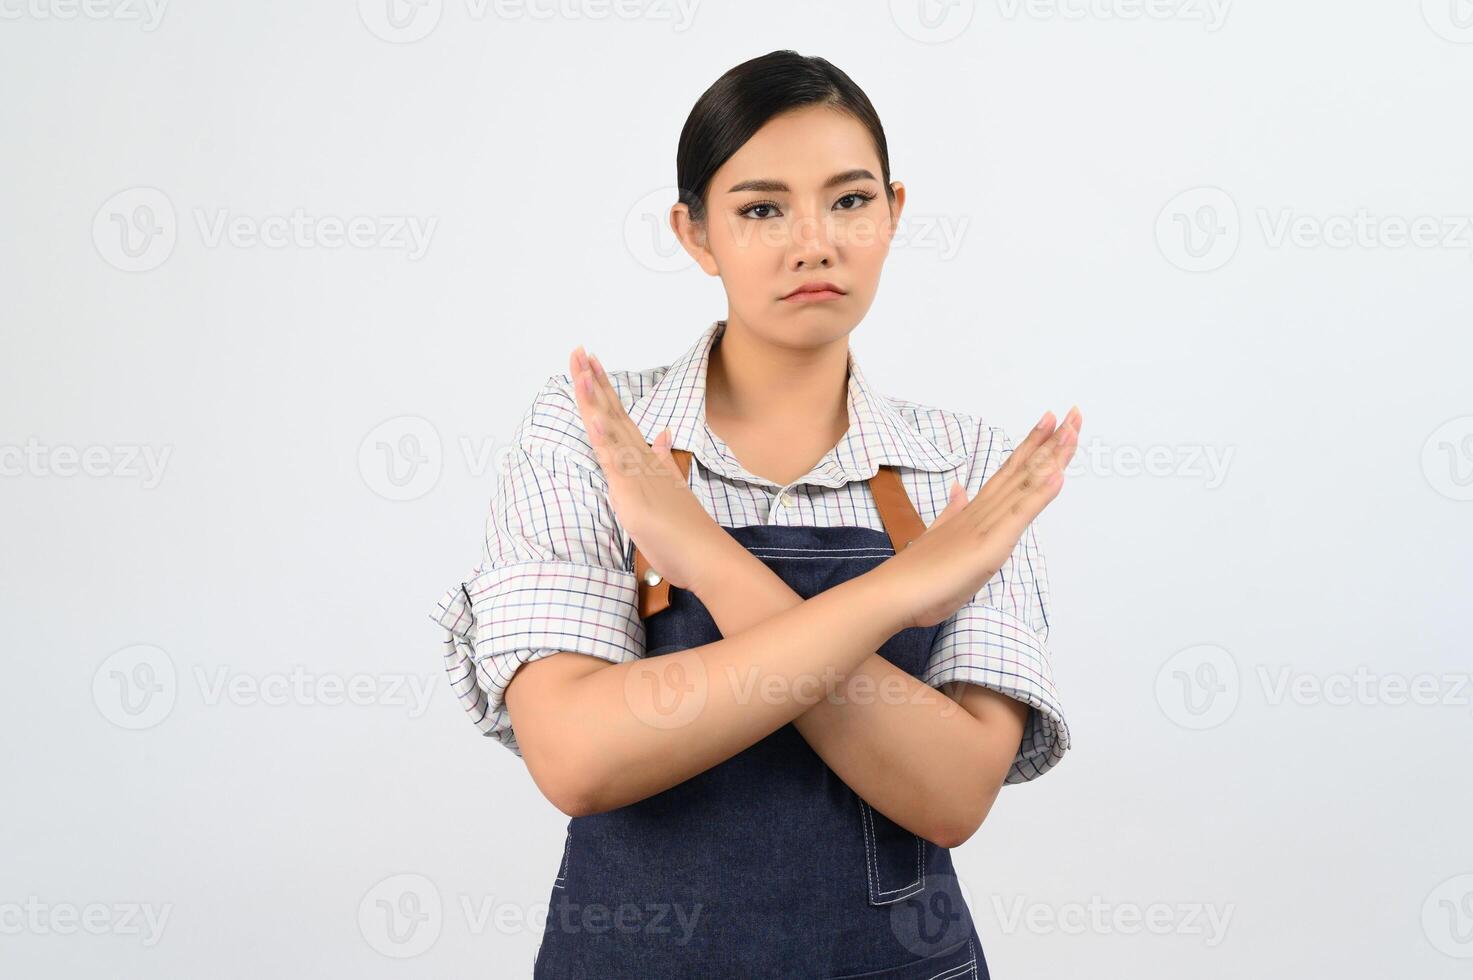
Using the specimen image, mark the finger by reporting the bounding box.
[584,353,663,481]
[570,348,627,476]
[648,426,685,479]
[928,479,969,529]
[571,348,632,461]
[969,423,1076,534]
[967,411,1079,520]
[576,351,631,450]
[980,421,1075,523]
[580,350,616,417]
[652,427,674,464]
[586,352,642,445]
[982,411,1060,491]
[985,454,1069,551]
[956,417,1056,520]
[569,348,605,436]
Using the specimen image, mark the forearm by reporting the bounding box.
[554,547,906,814]
[695,548,1009,847]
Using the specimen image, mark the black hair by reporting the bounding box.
[675,50,894,226]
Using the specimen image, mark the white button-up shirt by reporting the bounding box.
[431,319,1070,784]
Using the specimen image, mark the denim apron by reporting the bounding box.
[532,451,988,979]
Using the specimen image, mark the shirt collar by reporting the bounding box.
[628,319,966,490]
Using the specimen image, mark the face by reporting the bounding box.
[671,104,906,350]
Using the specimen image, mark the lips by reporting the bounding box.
[783,281,846,299]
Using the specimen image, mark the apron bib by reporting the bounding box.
[532,451,988,979]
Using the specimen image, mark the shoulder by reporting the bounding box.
[887,394,1019,482]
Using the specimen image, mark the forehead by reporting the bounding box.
[714,106,879,188]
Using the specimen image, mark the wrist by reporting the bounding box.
[685,525,759,599]
[858,554,919,633]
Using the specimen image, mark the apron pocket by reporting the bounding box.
[858,799,926,905]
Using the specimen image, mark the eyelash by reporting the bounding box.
[736,190,877,219]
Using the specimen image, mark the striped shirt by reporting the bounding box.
[430,319,1070,784]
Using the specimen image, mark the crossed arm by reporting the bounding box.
[690,542,1029,849]
[505,348,1076,846]
[507,548,1024,848]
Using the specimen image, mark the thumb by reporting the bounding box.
[928,479,968,529]
[650,427,679,475]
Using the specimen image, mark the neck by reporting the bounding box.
[705,317,851,438]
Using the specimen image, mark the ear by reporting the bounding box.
[669,202,719,277]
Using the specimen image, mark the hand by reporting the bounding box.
[567,346,735,595]
[882,407,1082,630]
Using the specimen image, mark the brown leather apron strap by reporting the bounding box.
[869,464,927,554]
[632,450,925,619]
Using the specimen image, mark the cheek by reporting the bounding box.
[837,210,894,253]
[711,218,788,271]
[843,236,891,278]
[743,219,795,257]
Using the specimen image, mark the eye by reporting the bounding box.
[835,191,877,211]
[736,201,780,219]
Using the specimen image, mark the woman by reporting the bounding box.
[431,50,1082,979]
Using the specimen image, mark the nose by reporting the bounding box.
[786,211,837,270]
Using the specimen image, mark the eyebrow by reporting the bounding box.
[725,169,878,194]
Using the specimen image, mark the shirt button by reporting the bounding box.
[780,492,796,508]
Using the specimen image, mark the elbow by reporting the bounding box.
[929,775,1005,849]
[541,774,610,819]
[542,774,598,818]
[523,737,609,818]
[927,816,981,850]
[551,776,623,818]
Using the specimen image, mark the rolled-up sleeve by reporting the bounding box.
[921,425,1070,784]
[429,375,645,756]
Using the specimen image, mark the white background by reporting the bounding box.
[3,1,1471,977]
